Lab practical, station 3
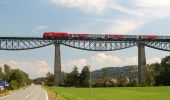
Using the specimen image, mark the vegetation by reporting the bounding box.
[33,77,47,84]
[90,55,170,87]
[46,72,55,86]
[0,64,31,90]
[155,56,170,86]
[39,55,170,87]
[63,66,79,87]
[43,86,56,100]
[79,66,90,87]
[49,86,170,100]
[92,66,137,80]
[61,66,90,87]
[41,55,170,100]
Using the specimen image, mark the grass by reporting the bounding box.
[43,86,56,100]
[49,86,170,100]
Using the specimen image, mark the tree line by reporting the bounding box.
[0,64,31,90]
[34,66,90,87]
[146,55,170,86]
[90,55,170,87]
[36,55,170,87]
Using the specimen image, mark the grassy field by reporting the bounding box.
[49,86,170,100]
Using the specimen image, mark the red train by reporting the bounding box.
[139,35,157,40]
[43,32,89,39]
[43,32,69,38]
[43,32,158,40]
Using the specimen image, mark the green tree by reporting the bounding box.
[0,67,4,81]
[70,66,79,86]
[9,69,30,88]
[4,64,12,82]
[79,66,90,87]
[46,72,55,86]
[126,66,136,81]
[33,77,47,84]
[102,68,109,87]
[154,63,161,75]
[61,71,67,86]
[2,64,31,89]
[156,56,170,86]
[64,66,79,87]
[119,77,129,87]
[145,64,155,86]
[128,78,138,87]
[10,80,19,89]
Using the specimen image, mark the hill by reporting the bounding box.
[91,65,137,80]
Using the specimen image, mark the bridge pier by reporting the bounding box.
[54,43,61,86]
[138,45,146,85]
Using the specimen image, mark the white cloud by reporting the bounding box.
[62,58,87,72]
[35,60,50,76]
[147,57,161,64]
[106,0,170,33]
[128,1,170,20]
[134,0,170,8]
[32,25,48,34]
[0,59,51,78]
[67,58,87,67]
[47,0,170,33]
[61,54,162,72]
[92,53,122,65]
[48,0,109,14]
[1,57,159,78]
[105,19,146,33]
[124,57,138,65]
[123,56,161,66]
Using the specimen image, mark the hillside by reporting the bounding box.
[91,65,138,80]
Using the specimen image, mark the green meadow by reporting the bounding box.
[49,86,170,100]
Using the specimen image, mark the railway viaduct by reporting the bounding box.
[0,35,170,85]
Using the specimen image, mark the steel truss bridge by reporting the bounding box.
[0,37,170,51]
[0,36,170,85]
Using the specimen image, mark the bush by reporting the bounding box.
[10,80,19,90]
[127,79,138,87]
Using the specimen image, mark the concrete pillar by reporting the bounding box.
[54,43,61,86]
[138,45,146,85]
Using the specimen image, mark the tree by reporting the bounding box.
[154,63,161,75]
[128,78,138,87]
[1,64,31,89]
[61,71,67,86]
[126,66,136,81]
[64,66,79,87]
[12,69,29,86]
[102,68,109,87]
[33,77,47,84]
[79,66,90,87]
[142,63,161,86]
[46,72,55,86]
[4,64,12,82]
[155,56,170,86]
[10,80,19,89]
[70,66,79,86]
[119,77,129,87]
[0,67,4,81]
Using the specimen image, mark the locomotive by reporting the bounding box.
[43,32,69,38]
[43,32,170,40]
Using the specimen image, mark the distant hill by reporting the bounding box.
[91,65,137,80]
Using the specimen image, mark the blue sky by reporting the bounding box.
[0,0,169,78]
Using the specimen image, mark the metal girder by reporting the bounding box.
[61,40,138,51]
[144,41,170,52]
[0,37,170,51]
[0,38,54,50]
